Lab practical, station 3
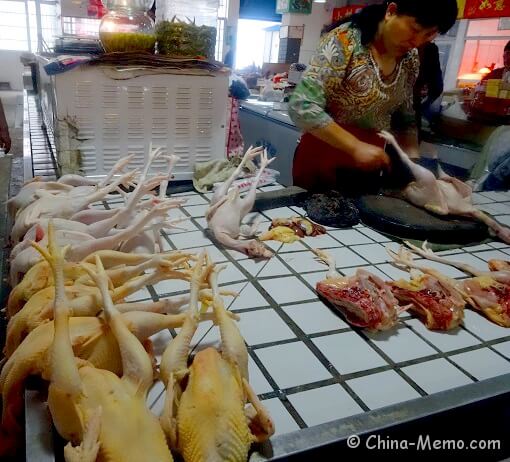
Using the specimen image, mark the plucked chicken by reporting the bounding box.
[5,248,195,356]
[38,234,176,461]
[206,146,274,259]
[379,130,510,244]
[159,253,274,461]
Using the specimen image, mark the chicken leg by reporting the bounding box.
[5,252,193,356]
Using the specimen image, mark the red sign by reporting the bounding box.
[332,4,366,22]
[463,0,510,18]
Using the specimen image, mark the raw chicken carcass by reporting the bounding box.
[0,296,195,457]
[5,249,195,356]
[27,231,175,462]
[487,259,510,272]
[9,200,182,285]
[206,146,274,259]
[10,169,137,244]
[6,250,191,317]
[387,245,466,330]
[159,254,274,461]
[6,181,73,219]
[403,242,510,327]
[379,130,510,244]
[7,155,134,219]
[0,284,234,456]
[314,249,403,331]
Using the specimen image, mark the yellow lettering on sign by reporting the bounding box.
[457,0,467,18]
[495,0,505,10]
[479,0,493,9]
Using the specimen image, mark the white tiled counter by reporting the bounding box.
[155,187,510,447]
[26,185,510,460]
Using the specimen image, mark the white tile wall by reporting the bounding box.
[238,309,296,346]
[405,319,481,352]
[259,276,317,305]
[262,398,300,436]
[493,341,510,359]
[463,311,510,341]
[313,332,387,375]
[449,348,510,380]
[328,229,374,245]
[282,301,348,334]
[366,327,437,363]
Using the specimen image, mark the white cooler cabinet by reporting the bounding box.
[38,60,229,180]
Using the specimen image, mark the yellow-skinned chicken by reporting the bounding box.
[7,250,194,318]
[5,253,194,357]
[30,224,174,461]
[159,253,275,462]
[0,289,238,457]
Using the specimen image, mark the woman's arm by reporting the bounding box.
[311,122,390,170]
[289,28,388,170]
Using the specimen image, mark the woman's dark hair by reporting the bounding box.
[505,40,510,51]
[322,0,458,45]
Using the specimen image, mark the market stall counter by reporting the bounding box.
[20,181,510,461]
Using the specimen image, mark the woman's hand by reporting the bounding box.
[351,141,390,171]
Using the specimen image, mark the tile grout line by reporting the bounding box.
[247,276,371,414]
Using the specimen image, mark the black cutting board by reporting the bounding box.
[355,195,490,244]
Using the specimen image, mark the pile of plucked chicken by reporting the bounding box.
[0,149,274,461]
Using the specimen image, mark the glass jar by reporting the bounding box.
[154,0,218,58]
[99,2,156,53]
[156,0,219,28]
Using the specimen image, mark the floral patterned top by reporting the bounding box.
[288,22,420,135]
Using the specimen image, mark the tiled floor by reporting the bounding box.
[27,95,58,180]
[24,119,510,440]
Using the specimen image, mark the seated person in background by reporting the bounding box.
[413,41,444,135]
[0,98,11,154]
[482,40,510,82]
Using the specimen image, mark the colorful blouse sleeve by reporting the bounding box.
[288,27,354,132]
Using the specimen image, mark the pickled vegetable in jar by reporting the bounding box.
[99,9,156,53]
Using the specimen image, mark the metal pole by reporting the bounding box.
[24,0,32,52]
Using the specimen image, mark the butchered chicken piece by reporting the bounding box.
[313,249,404,331]
[403,241,510,327]
[387,245,466,330]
